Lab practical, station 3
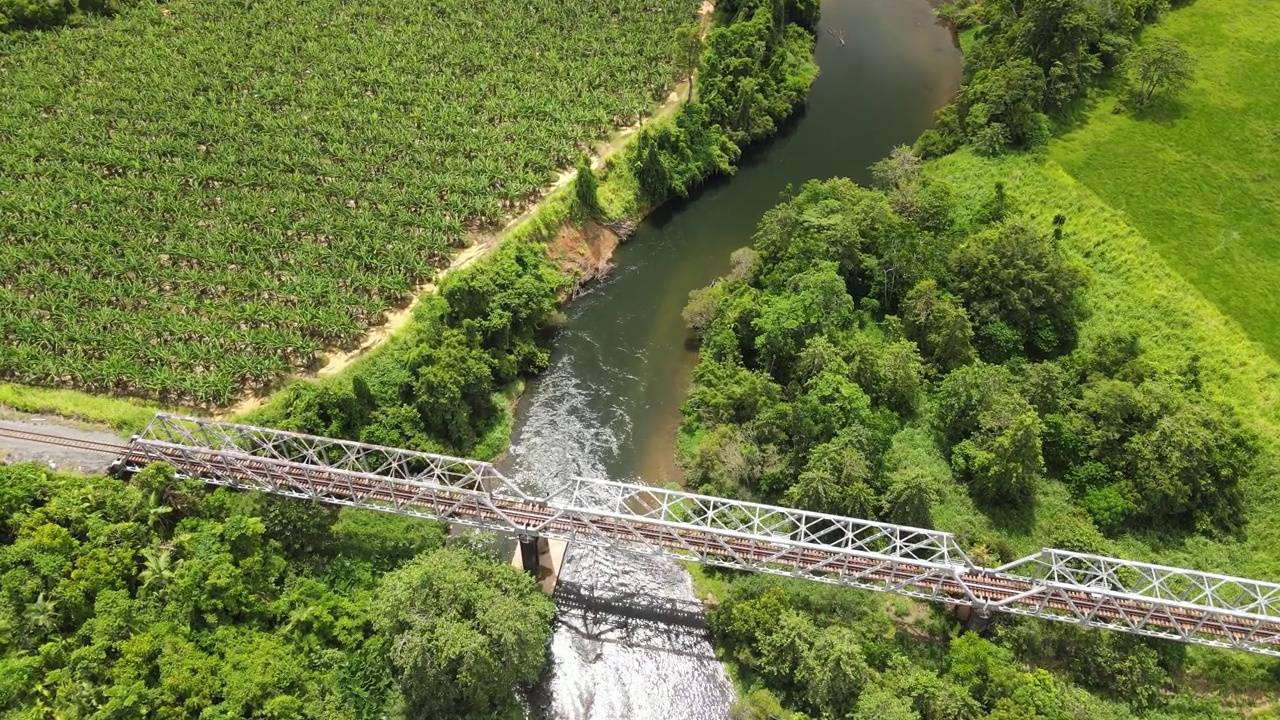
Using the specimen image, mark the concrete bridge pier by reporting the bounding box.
[511,535,568,594]
[954,603,990,633]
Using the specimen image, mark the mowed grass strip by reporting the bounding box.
[1050,0,1280,360]
[931,150,1280,580]
[0,0,698,407]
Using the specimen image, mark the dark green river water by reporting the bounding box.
[500,1,961,717]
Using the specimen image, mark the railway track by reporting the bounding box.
[0,426,127,456]
[112,440,1280,653]
[7,417,1280,656]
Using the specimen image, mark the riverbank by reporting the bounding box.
[502,0,961,486]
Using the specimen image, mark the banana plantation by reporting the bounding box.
[0,0,700,406]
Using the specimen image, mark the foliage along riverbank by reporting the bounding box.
[680,166,1274,719]
[675,0,1280,714]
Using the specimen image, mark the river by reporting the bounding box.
[499,1,961,717]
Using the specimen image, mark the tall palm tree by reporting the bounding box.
[25,593,59,634]
[139,546,175,593]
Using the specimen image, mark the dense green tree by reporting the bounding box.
[998,621,1176,711]
[893,176,960,237]
[684,424,774,492]
[1042,337,1251,535]
[947,633,1026,709]
[882,464,943,528]
[915,103,966,158]
[936,363,1043,506]
[698,5,816,144]
[684,283,725,338]
[372,548,555,719]
[903,279,977,372]
[630,103,740,203]
[752,263,856,378]
[403,328,496,452]
[957,59,1050,154]
[0,464,486,718]
[730,688,792,720]
[440,240,565,383]
[785,445,876,518]
[1129,400,1251,534]
[949,218,1087,360]
[253,495,339,563]
[800,626,871,717]
[756,610,820,690]
[976,182,1014,225]
[685,358,783,427]
[870,145,924,191]
[261,379,375,439]
[984,0,1111,109]
[853,688,921,720]
[1124,36,1194,108]
[717,0,820,27]
[633,128,674,200]
[330,508,447,572]
[951,406,1043,506]
[752,179,884,291]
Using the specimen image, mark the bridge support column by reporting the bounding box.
[518,536,540,575]
[955,603,990,633]
[511,536,568,595]
[106,458,131,479]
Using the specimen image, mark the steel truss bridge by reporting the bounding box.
[5,413,1280,656]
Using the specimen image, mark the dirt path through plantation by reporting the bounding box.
[217,4,713,419]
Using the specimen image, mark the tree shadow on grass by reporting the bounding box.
[1051,84,1112,138]
[1128,96,1190,126]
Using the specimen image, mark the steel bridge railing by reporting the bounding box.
[113,413,1280,656]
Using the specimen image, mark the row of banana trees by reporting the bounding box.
[0,0,700,406]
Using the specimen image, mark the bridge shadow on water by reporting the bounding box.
[550,581,718,661]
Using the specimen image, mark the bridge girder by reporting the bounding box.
[116,413,1280,656]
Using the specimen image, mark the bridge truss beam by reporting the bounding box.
[115,413,1280,656]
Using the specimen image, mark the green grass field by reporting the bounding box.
[0,0,698,407]
[931,149,1280,577]
[929,0,1280,582]
[930,148,1280,688]
[1051,0,1280,361]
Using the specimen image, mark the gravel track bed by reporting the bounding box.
[0,412,125,474]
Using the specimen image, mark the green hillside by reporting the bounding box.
[1052,0,1280,361]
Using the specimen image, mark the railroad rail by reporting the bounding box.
[6,413,1280,656]
[0,426,128,456]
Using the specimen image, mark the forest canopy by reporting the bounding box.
[0,463,553,719]
[679,163,1252,544]
[921,0,1193,156]
[681,160,1266,720]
